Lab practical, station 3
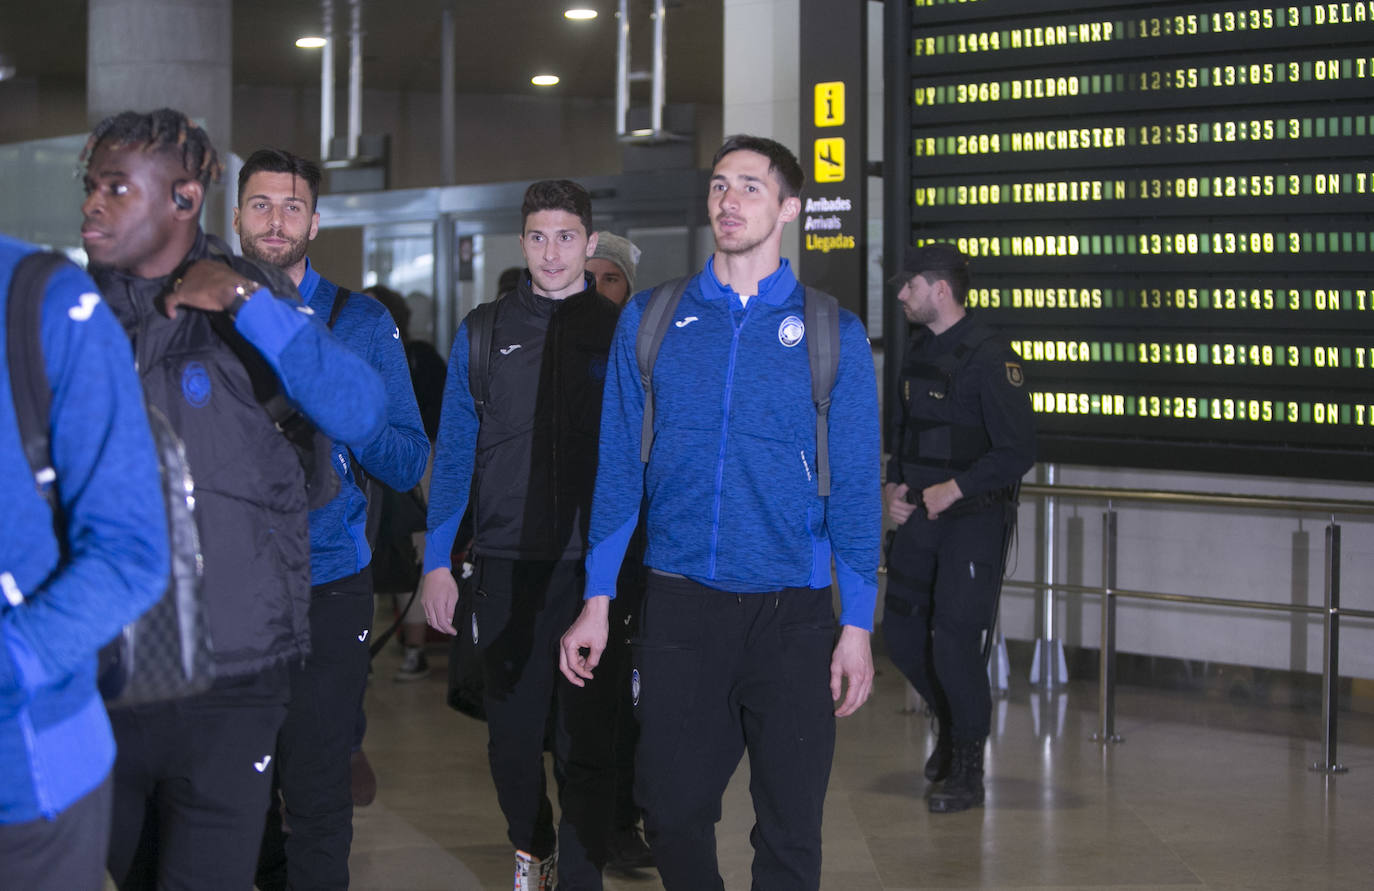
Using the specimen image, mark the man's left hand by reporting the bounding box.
[162,259,257,319]
[921,479,964,519]
[830,625,874,717]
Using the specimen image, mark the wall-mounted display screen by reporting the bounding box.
[908,1,1374,479]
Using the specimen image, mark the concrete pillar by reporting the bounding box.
[722,0,801,261]
[86,0,233,151]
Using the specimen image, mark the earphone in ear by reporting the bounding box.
[171,182,193,212]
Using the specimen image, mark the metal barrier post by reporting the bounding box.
[1032,464,1068,688]
[1310,520,1347,774]
[1091,505,1123,744]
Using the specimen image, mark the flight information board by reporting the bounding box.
[906,0,1374,480]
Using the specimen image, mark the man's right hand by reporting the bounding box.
[559,595,611,687]
[162,259,257,319]
[421,567,459,635]
[885,482,916,525]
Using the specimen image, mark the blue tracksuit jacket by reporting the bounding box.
[0,235,167,823]
[584,258,882,630]
[300,261,428,585]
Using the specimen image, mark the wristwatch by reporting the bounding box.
[227,280,260,318]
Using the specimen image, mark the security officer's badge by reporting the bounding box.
[1005,362,1025,387]
[631,668,641,706]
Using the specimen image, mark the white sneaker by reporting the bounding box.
[394,646,430,681]
[513,849,557,891]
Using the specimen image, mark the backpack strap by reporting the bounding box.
[803,287,841,497]
[636,277,690,463]
[7,250,71,517]
[326,283,350,329]
[466,298,500,416]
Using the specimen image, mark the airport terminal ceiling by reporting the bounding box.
[905,0,1374,481]
[0,0,722,101]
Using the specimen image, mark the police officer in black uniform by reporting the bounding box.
[883,243,1035,813]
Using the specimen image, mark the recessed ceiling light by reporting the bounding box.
[295,36,328,49]
[531,74,561,86]
[564,8,598,20]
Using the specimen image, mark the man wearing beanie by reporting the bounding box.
[586,231,639,307]
[586,231,656,870]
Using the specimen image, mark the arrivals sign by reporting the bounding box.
[799,0,866,320]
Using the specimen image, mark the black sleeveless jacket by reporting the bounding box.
[471,276,619,560]
[92,231,312,677]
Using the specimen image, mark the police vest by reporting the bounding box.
[898,324,1000,473]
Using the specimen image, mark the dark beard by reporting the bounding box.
[241,233,309,271]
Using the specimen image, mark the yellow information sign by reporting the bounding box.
[814,81,845,127]
[814,137,845,183]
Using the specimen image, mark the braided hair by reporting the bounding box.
[80,108,223,188]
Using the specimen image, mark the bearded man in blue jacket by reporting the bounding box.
[233,148,429,891]
[560,134,882,890]
[0,234,168,890]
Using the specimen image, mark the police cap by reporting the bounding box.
[888,243,969,286]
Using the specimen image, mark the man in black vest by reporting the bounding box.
[78,109,386,890]
[883,243,1035,813]
[421,180,621,890]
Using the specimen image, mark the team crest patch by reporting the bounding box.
[471,612,479,645]
[1005,362,1025,387]
[778,315,805,347]
[589,357,607,381]
[181,361,211,407]
[631,668,641,706]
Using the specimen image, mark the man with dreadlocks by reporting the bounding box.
[78,108,387,891]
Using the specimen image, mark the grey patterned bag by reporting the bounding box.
[6,250,214,708]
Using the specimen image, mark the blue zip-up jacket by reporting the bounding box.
[1,235,167,823]
[584,258,882,630]
[300,261,428,585]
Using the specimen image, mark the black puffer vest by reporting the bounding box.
[470,276,618,560]
[92,230,312,677]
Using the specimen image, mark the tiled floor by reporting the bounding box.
[347,625,1374,891]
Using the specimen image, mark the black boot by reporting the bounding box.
[928,738,985,813]
[923,719,952,782]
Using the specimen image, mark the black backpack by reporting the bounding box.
[6,251,214,707]
[635,278,842,495]
[464,295,502,416]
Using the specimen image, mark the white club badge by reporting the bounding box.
[778,315,805,347]
[471,612,479,645]
[631,668,641,706]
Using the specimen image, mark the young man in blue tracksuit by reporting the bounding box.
[560,135,882,890]
[422,180,622,890]
[233,149,429,891]
[0,234,168,890]
[79,109,387,891]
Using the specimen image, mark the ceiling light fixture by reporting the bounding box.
[531,74,561,86]
[295,36,328,49]
[564,8,598,20]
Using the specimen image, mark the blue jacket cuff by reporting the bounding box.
[834,553,877,631]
